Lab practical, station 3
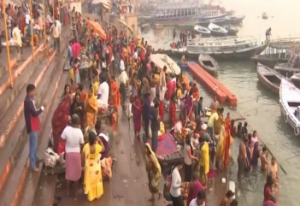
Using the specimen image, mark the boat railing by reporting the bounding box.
[188,36,258,44]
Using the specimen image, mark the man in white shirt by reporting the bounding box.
[55,19,62,35]
[25,13,31,25]
[50,21,61,52]
[170,165,184,204]
[118,64,131,115]
[12,25,22,60]
[189,191,206,206]
[97,78,109,107]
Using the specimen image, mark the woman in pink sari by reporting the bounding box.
[132,96,142,138]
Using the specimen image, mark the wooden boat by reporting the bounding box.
[251,53,289,68]
[208,23,228,36]
[186,36,268,60]
[198,54,219,75]
[291,73,300,85]
[262,12,268,19]
[223,25,239,35]
[145,1,229,26]
[274,54,300,76]
[193,25,211,36]
[150,53,181,75]
[279,78,300,136]
[257,63,283,93]
[226,15,245,24]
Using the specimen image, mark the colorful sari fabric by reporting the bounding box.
[166,80,173,101]
[83,143,103,201]
[224,117,231,168]
[132,98,142,132]
[184,95,193,119]
[80,91,88,102]
[187,179,204,206]
[214,114,223,135]
[159,101,165,121]
[85,91,98,128]
[182,75,190,91]
[109,80,120,111]
[216,126,226,170]
[169,101,176,127]
[51,95,72,154]
[145,143,162,194]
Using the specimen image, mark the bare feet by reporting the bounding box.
[158,192,162,200]
[32,168,40,172]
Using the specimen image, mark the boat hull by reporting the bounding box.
[198,54,218,76]
[162,43,268,60]
[146,16,199,26]
[251,55,288,68]
[257,64,281,93]
[279,79,300,136]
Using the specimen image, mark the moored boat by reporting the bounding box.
[150,53,181,75]
[186,36,268,60]
[145,1,230,26]
[291,73,300,86]
[279,78,300,136]
[208,23,228,36]
[226,15,245,24]
[198,54,219,75]
[257,63,283,93]
[193,25,211,36]
[223,25,239,35]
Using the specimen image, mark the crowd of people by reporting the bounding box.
[17,1,280,205]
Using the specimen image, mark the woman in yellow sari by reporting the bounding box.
[145,143,162,201]
[214,107,224,135]
[82,131,104,201]
[216,125,234,170]
[85,86,98,128]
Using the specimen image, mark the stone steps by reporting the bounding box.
[0,29,71,206]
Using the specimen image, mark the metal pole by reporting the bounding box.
[43,0,47,46]
[3,0,13,88]
[29,0,35,59]
[53,0,55,21]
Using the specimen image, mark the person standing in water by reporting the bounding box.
[261,146,269,172]
[237,137,248,182]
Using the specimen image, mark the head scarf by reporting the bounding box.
[145,143,161,174]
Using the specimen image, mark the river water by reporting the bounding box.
[141,0,300,205]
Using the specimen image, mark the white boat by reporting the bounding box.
[193,25,211,36]
[279,78,300,136]
[208,23,228,36]
[186,36,268,59]
[150,53,181,75]
[291,73,300,84]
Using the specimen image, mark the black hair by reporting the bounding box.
[265,174,274,188]
[26,84,36,94]
[78,83,84,91]
[71,114,80,125]
[225,190,234,198]
[197,190,206,199]
[88,131,97,145]
[230,199,238,206]
[64,84,70,95]
[262,146,267,152]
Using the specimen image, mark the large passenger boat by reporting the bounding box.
[142,1,232,26]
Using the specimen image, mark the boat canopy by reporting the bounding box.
[150,54,181,75]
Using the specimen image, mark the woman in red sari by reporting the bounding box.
[132,96,142,138]
[169,94,177,127]
[52,94,72,154]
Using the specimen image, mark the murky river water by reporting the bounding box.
[141,0,300,205]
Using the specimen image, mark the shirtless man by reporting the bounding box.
[269,157,279,187]
[210,96,220,112]
[219,190,235,206]
[261,146,269,172]
[237,137,248,182]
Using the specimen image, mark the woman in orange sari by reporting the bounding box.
[182,74,190,92]
[109,76,120,111]
[85,86,98,128]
